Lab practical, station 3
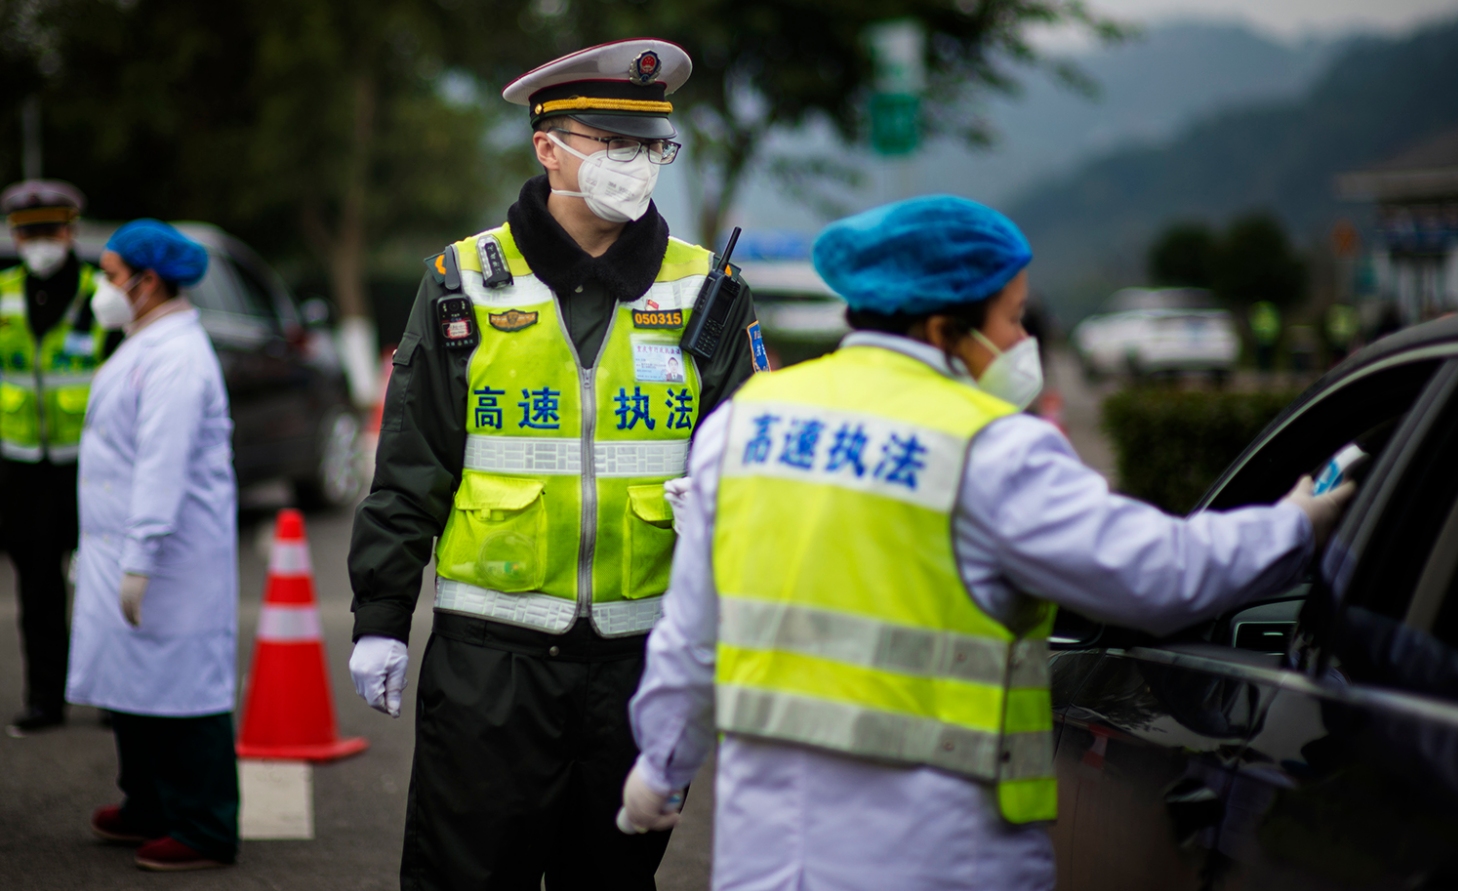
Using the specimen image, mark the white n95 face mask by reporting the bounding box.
[972,330,1044,410]
[548,132,659,223]
[91,276,138,330]
[19,239,69,279]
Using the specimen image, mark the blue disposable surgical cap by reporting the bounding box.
[812,195,1031,316]
[106,218,209,288]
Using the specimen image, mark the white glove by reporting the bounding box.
[119,573,149,627]
[349,635,410,718]
[664,477,693,535]
[1280,474,1357,551]
[617,763,683,834]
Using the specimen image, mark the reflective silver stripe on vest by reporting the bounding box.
[46,442,79,463]
[590,597,664,637]
[595,441,688,478]
[718,598,1050,689]
[435,577,577,633]
[716,685,1054,782]
[465,435,581,475]
[464,435,688,479]
[1,441,43,462]
[39,372,94,388]
[435,576,663,637]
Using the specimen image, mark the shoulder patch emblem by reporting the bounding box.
[427,252,447,284]
[489,309,538,332]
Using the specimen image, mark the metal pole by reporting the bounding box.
[21,95,42,179]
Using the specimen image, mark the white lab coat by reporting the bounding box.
[630,332,1314,891]
[66,305,238,717]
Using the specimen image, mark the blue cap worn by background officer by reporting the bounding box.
[814,194,1043,409]
[93,219,208,329]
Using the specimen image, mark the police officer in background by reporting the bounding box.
[1,180,110,734]
[347,40,758,889]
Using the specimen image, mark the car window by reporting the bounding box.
[1140,358,1444,657]
[227,258,281,326]
[1204,358,1441,511]
[1339,363,1458,623]
[182,251,246,316]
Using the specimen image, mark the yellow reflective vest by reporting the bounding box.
[434,224,710,637]
[712,344,1059,823]
[0,263,105,463]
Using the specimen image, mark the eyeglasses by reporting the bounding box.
[551,129,681,165]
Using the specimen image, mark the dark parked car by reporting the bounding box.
[0,222,362,507]
[1048,315,1458,890]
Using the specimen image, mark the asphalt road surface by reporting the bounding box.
[0,348,1113,889]
[0,504,714,890]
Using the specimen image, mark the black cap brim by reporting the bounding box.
[567,113,676,140]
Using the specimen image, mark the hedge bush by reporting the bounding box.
[1101,388,1298,515]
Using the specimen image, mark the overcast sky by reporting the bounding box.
[1042,0,1458,47]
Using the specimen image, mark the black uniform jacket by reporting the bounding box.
[349,178,758,643]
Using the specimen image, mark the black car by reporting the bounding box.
[0,222,362,507]
[1048,316,1458,889]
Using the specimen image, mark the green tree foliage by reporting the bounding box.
[1211,212,1307,308]
[0,0,531,323]
[1145,211,1306,307]
[1147,221,1216,287]
[547,0,1125,242]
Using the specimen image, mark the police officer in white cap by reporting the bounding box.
[347,39,760,889]
[0,180,112,734]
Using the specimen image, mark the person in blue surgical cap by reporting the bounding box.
[622,196,1356,890]
[67,219,240,871]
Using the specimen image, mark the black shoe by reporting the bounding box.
[7,706,65,736]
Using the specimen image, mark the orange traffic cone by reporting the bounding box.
[237,509,368,761]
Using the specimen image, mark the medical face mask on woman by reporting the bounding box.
[92,274,140,330]
[971,329,1044,410]
[18,239,69,278]
[547,132,659,223]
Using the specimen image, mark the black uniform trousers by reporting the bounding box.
[0,457,79,713]
[402,614,674,891]
[112,710,240,861]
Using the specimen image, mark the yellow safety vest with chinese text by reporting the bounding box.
[713,344,1059,823]
[434,224,709,637]
[0,263,105,463]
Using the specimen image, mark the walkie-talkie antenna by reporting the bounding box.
[719,227,742,273]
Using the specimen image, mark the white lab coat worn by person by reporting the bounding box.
[66,304,237,716]
[629,332,1315,891]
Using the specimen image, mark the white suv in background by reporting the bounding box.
[1073,287,1240,381]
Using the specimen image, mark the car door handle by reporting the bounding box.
[1164,776,1224,847]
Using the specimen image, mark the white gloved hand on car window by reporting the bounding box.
[664,477,693,535]
[119,573,149,627]
[617,763,683,834]
[349,635,410,718]
[1280,474,1357,551]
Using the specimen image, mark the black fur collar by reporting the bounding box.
[507,175,669,303]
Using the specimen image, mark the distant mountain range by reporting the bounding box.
[665,21,1348,239]
[1006,18,1458,321]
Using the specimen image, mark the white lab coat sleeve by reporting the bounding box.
[960,414,1314,636]
[629,403,731,794]
[119,348,207,577]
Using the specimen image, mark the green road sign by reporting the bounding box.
[870,93,920,157]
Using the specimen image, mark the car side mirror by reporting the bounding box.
[300,297,332,328]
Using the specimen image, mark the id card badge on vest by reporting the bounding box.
[631,335,688,384]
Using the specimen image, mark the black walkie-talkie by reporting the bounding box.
[680,227,744,362]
